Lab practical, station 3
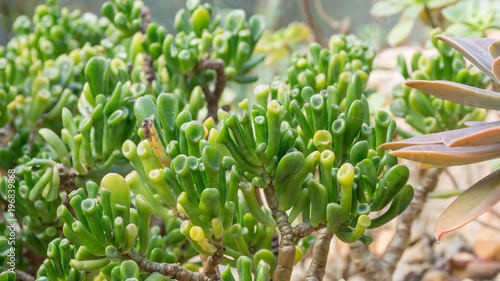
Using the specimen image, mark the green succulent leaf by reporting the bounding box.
[387,17,415,47]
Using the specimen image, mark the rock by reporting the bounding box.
[466,259,500,280]
[433,235,471,261]
[474,228,500,260]
[421,270,449,281]
[449,252,475,279]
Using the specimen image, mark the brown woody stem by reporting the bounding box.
[350,168,443,280]
[305,228,334,281]
[264,187,295,281]
[195,59,226,122]
[202,238,224,280]
[14,270,35,281]
[140,7,156,93]
[300,0,326,46]
[292,222,325,238]
[123,250,210,281]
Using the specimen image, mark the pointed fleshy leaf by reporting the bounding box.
[442,121,500,147]
[418,163,447,169]
[489,40,500,59]
[435,169,500,241]
[378,131,445,150]
[464,121,487,127]
[493,56,500,82]
[405,80,500,110]
[389,143,500,166]
[436,35,499,83]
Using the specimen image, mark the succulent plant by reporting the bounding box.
[392,28,489,135]
[254,22,312,66]
[441,0,500,38]
[287,34,375,95]
[0,1,417,280]
[370,0,457,46]
[380,35,500,240]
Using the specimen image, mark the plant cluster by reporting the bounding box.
[371,0,499,46]
[391,28,489,135]
[381,35,500,240]
[286,34,375,95]
[3,0,475,280]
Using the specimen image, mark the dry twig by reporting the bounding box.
[350,168,443,280]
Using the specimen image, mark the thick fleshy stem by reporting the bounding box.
[350,168,442,281]
[194,59,226,122]
[264,186,294,281]
[202,238,224,281]
[123,250,210,281]
[305,228,334,281]
[292,222,325,238]
[140,7,155,93]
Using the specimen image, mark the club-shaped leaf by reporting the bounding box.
[405,80,500,110]
[442,121,500,147]
[435,169,500,241]
[435,35,499,83]
[389,143,500,166]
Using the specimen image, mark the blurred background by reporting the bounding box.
[0,0,429,48]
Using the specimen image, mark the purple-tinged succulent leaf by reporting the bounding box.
[436,35,499,83]
[435,169,500,241]
[388,143,500,166]
[378,131,447,150]
[493,56,500,82]
[380,121,500,150]
[490,40,500,59]
[464,121,488,127]
[405,80,500,110]
[442,121,500,147]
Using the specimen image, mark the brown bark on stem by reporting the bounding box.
[123,250,210,281]
[140,7,156,93]
[264,187,295,281]
[194,59,226,122]
[300,0,326,47]
[305,228,335,281]
[293,222,325,238]
[350,168,443,280]
[14,270,35,281]
[202,238,224,281]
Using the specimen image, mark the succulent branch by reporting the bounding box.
[123,251,209,281]
[300,0,326,47]
[0,1,429,280]
[350,168,442,280]
[193,58,227,122]
[305,228,334,281]
[263,187,295,281]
